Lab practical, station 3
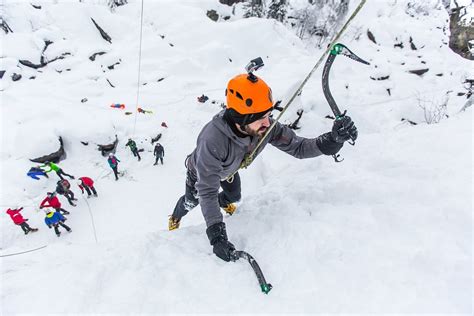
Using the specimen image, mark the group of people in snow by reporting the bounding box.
[124,138,165,165]
[8,162,99,237]
[8,139,166,237]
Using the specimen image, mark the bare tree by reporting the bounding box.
[244,0,265,18]
[290,0,349,46]
[417,92,450,124]
[267,0,288,22]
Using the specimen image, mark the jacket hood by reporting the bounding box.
[210,110,252,149]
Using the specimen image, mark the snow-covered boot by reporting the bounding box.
[168,216,181,231]
[222,203,236,215]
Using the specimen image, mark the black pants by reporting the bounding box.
[172,169,241,220]
[61,190,76,206]
[84,186,98,196]
[54,207,69,215]
[132,149,141,161]
[112,167,119,180]
[54,222,71,236]
[154,155,163,165]
[56,169,74,180]
[19,222,32,234]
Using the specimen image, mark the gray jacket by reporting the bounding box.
[188,110,325,227]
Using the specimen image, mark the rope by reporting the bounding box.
[81,195,99,244]
[132,0,145,137]
[0,245,48,258]
[226,0,368,180]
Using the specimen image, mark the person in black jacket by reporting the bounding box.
[153,143,165,165]
[56,179,77,206]
[126,138,141,161]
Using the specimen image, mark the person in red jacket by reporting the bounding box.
[77,176,98,197]
[6,207,38,235]
[40,192,70,215]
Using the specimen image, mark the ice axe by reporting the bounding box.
[321,43,370,162]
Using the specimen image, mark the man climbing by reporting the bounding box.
[125,138,141,161]
[55,179,77,206]
[40,192,70,215]
[153,143,165,165]
[43,210,71,237]
[6,207,38,235]
[169,73,358,263]
[77,176,98,197]
[107,153,120,181]
[27,166,49,180]
[42,161,75,180]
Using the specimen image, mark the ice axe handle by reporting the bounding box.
[231,250,273,294]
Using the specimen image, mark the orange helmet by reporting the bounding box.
[226,74,273,115]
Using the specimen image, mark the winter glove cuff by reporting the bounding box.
[206,222,228,246]
[316,132,344,155]
[206,222,236,262]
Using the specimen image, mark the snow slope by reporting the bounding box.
[1,0,472,314]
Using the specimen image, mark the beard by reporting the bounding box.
[243,125,268,137]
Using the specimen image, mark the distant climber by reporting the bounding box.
[153,143,165,165]
[27,166,49,180]
[44,210,71,237]
[41,161,75,180]
[77,176,98,197]
[125,138,141,161]
[110,103,125,109]
[137,107,153,114]
[6,207,38,235]
[107,153,121,181]
[56,179,77,206]
[197,94,209,103]
[40,192,70,215]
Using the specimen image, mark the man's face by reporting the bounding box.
[243,112,271,137]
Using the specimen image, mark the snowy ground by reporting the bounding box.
[1,0,472,314]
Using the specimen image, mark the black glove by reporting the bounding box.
[331,115,358,143]
[316,132,343,155]
[206,222,235,262]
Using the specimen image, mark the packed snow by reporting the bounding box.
[1,0,472,314]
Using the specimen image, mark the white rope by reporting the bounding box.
[0,245,48,258]
[132,0,145,136]
[81,195,99,244]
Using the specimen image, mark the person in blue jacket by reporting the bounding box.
[107,153,120,181]
[27,166,49,180]
[44,210,71,237]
